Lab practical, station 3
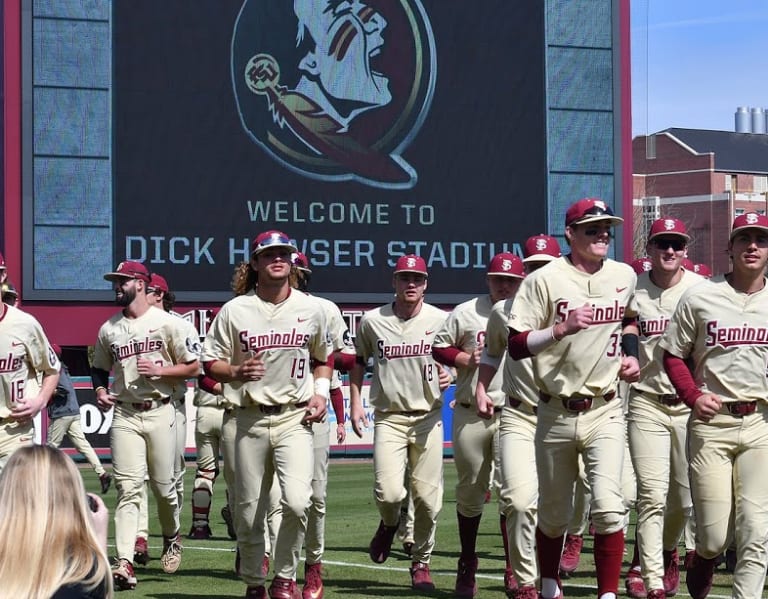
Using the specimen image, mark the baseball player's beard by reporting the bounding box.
[115,287,136,307]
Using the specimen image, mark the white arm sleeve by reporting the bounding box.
[526,326,559,355]
[479,346,502,369]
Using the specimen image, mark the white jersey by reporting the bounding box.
[93,305,199,403]
[0,305,60,417]
[433,295,501,407]
[202,289,330,407]
[355,302,447,412]
[659,275,768,404]
[509,256,636,398]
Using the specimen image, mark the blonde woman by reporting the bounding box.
[0,445,113,598]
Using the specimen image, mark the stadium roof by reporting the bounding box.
[658,128,768,174]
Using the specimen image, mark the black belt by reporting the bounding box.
[507,396,538,415]
[725,401,757,417]
[540,391,616,413]
[644,392,681,406]
[257,400,308,415]
[118,397,171,412]
[459,402,502,414]
[394,409,429,416]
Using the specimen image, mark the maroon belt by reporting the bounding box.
[459,402,502,414]
[540,391,616,413]
[652,393,681,406]
[259,401,308,415]
[725,401,757,417]
[119,397,170,412]
[507,396,538,415]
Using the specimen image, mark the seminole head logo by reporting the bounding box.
[232,0,436,189]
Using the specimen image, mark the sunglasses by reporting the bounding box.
[583,227,613,237]
[146,287,163,295]
[653,238,686,252]
[582,205,615,218]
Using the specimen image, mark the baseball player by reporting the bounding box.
[432,252,525,598]
[202,230,331,599]
[47,343,112,494]
[507,198,639,599]
[660,212,768,599]
[0,300,60,472]
[349,254,449,592]
[622,218,704,599]
[91,260,200,590]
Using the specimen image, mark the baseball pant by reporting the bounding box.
[536,398,626,536]
[234,404,314,587]
[191,405,224,527]
[0,418,33,473]
[373,409,444,564]
[111,402,180,562]
[498,404,539,587]
[688,404,768,599]
[47,414,105,475]
[452,404,501,517]
[304,419,330,565]
[628,394,691,591]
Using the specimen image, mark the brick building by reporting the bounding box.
[633,128,768,275]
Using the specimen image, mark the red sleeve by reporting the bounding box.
[662,351,702,408]
[332,352,356,372]
[507,330,533,360]
[330,387,345,424]
[202,360,216,377]
[197,374,219,394]
[432,346,461,367]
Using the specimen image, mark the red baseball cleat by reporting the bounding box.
[455,555,478,597]
[559,534,583,576]
[410,561,435,591]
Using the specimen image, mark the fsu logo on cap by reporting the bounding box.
[232,0,436,190]
[500,259,512,271]
[663,219,676,231]
[747,213,759,224]
[535,238,548,251]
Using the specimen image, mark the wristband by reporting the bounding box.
[314,377,331,398]
[94,386,106,395]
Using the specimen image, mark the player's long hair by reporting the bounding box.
[0,445,113,599]
[231,261,300,296]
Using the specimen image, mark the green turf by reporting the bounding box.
[81,460,747,597]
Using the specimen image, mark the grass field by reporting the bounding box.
[81,459,749,597]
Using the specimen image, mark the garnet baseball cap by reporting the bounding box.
[565,198,623,227]
[291,251,312,273]
[630,257,652,275]
[681,258,695,271]
[393,254,428,276]
[693,263,712,278]
[648,218,691,242]
[148,273,169,293]
[251,230,298,256]
[523,234,562,263]
[104,261,151,283]
[729,212,768,240]
[487,252,525,278]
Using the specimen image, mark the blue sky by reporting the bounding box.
[631,0,768,136]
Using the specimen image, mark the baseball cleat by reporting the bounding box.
[559,534,583,576]
[685,553,716,599]
[269,576,301,599]
[160,534,183,574]
[112,558,137,590]
[245,585,267,599]
[188,524,212,540]
[133,536,150,566]
[663,548,680,596]
[625,567,646,599]
[368,520,398,564]
[302,562,323,599]
[410,562,435,591]
[504,567,518,596]
[512,585,538,599]
[455,555,478,597]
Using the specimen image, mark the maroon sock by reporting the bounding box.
[594,530,624,595]
[457,511,481,561]
[536,527,564,580]
[500,515,511,568]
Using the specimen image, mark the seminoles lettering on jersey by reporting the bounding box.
[639,316,671,338]
[111,338,164,361]
[377,338,432,360]
[705,321,768,347]
[238,328,311,352]
[0,352,23,373]
[555,299,625,325]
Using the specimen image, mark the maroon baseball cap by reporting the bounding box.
[648,218,691,242]
[523,234,562,263]
[693,263,712,278]
[394,254,428,276]
[630,257,652,275]
[729,212,768,240]
[149,273,169,293]
[292,251,312,273]
[104,261,151,283]
[487,252,525,278]
[681,258,695,271]
[251,230,298,256]
[565,198,623,227]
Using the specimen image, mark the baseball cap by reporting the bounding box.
[630,257,652,275]
[104,261,151,283]
[251,230,298,256]
[693,263,712,278]
[393,254,428,276]
[565,198,623,227]
[487,252,525,278]
[681,258,695,271]
[648,218,691,242]
[523,234,562,263]
[291,251,312,273]
[148,273,169,293]
[729,212,768,241]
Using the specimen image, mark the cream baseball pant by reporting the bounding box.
[688,403,768,599]
[452,403,501,517]
[627,393,691,592]
[235,403,314,587]
[47,414,106,475]
[111,401,180,562]
[304,419,330,565]
[498,402,539,587]
[0,417,33,473]
[191,405,225,527]
[373,408,444,564]
[536,397,627,537]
